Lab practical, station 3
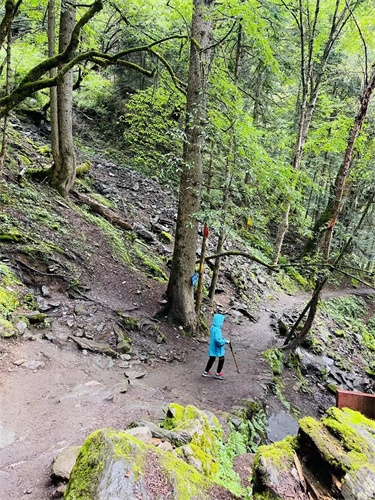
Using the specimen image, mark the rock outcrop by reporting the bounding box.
[64,403,243,500]
[253,406,375,499]
[64,403,375,499]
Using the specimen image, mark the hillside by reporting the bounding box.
[1,116,375,499]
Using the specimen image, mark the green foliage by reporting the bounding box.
[215,437,247,497]
[133,243,168,282]
[264,348,283,376]
[74,72,113,111]
[123,86,185,183]
[78,208,131,266]
[321,295,367,323]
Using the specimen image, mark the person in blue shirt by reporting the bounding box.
[202,313,230,380]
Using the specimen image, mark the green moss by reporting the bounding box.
[64,430,109,499]
[23,293,38,310]
[89,192,115,208]
[134,244,167,282]
[79,208,131,265]
[0,317,16,338]
[161,231,173,243]
[0,264,20,321]
[18,153,32,165]
[76,161,91,177]
[175,443,218,479]
[160,447,211,500]
[37,145,51,155]
[322,407,375,463]
[334,329,346,337]
[254,436,297,472]
[65,427,219,500]
[162,403,223,477]
[0,230,22,242]
[299,411,375,474]
[117,313,140,331]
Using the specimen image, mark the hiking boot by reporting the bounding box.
[202,371,212,377]
[214,372,224,380]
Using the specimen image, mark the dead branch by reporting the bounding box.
[203,250,277,271]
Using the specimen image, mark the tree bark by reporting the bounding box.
[0,23,12,175]
[0,0,21,52]
[48,0,59,163]
[49,0,76,197]
[321,68,375,257]
[166,0,214,331]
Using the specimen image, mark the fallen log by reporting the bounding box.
[70,189,132,230]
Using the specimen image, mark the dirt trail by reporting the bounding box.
[0,285,306,500]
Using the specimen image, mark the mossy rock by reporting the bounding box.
[161,231,173,243]
[162,403,223,478]
[117,313,141,331]
[37,145,51,155]
[76,161,92,177]
[116,339,131,354]
[64,428,238,500]
[298,408,375,498]
[0,317,17,338]
[252,436,298,498]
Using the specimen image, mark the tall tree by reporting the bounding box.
[48,0,59,168]
[166,0,214,331]
[49,0,77,197]
[0,18,12,175]
[272,0,359,265]
[284,66,375,351]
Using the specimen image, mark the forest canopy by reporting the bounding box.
[1,0,375,333]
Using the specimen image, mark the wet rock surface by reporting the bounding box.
[254,407,375,499]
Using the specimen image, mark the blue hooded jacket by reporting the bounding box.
[208,314,228,357]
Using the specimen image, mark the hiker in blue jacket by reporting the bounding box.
[202,313,230,380]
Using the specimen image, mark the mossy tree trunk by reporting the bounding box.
[49,0,76,198]
[48,0,59,164]
[166,0,214,332]
[0,23,12,175]
[0,0,21,52]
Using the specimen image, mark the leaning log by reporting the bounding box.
[70,190,132,230]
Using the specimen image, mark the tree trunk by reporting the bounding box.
[195,224,209,327]
[166,0,214,331]
[0,23,11,175]
[208,165,231,300]
[284,75,375,351]
[0,0,21,52]
[208,230,225,300]
[321,68,375,257]
[48,0,59,163]
[49,0,76,198]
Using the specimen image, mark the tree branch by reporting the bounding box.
[203,250,277,271]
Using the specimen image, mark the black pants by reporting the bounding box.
[205,356,224,374]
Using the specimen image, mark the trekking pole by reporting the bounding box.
[229,342,240,373]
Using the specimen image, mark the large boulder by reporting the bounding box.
[64,428,238,500]
[253,407,375,500]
